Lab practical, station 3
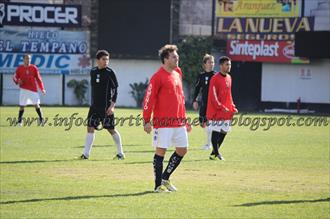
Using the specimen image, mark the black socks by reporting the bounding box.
[153,152,184,189]
[162,152,183,180]
[18,109,24,123]
[153,154,164,189]
[35,108,43,120]
[211,131,226,156]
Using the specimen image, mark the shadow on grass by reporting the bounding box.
[0,158,113,164]
[74,145,203,153]
[0,158,210,165]
[236,197,330,207]
[121,159,209,165]
[0,191,155,205]
[0,159,76,164]
[73,144,145,148]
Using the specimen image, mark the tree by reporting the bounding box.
[67,79,89,105]
[129,78,149,108]
[177,36,213,106]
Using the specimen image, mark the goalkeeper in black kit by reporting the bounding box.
[80,50,125,160]
[192,54,215,150]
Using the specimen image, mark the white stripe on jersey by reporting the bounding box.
[144,83,153,110]
[213,85,222,107]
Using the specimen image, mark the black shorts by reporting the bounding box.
[87,107,115,129]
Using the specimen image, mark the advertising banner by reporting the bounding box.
[216,17,314,41]
[0,2,81,27]
[0,53,90,74]
[227,40,309,64]
[216,0,300,17]
[0,28,90,74]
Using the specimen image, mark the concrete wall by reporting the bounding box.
[261,59,330,104]
[2,74,62,105]
[1,59,160,107]
[110,59,160,107]
[41,75,62,105]
[65,75,90,105]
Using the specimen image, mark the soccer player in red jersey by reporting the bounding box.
[206,56,238,160]
[143,44,192,193]
[13,54,46,126]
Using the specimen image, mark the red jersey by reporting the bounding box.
[13,64,44,93]
[206,72,237,121]
[143,66,186,128]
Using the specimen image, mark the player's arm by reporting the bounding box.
[13,68,22,85]
[230,85,238,113]
[143,75,160,133]
[34,67,46,94]
[106,71,119,115]
[106,101,116,116]
[209,78,228,112]
[192,74,202,110]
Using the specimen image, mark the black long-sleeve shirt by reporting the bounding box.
[90,66,118,108]
[192,71,215,106]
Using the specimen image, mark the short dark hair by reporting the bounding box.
[96,50,110,60]
[219,56,231,65]
[159,44,178,64]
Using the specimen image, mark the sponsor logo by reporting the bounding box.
[283,43,295,59]
[0,2,81,27]
[229,40,279,60]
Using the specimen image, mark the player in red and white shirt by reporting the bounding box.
[206,56,238,160]
[13,54,46,126]
[143,44,192,193]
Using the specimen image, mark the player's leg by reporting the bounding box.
[153,128,171,192]
[81,126,96,159]
[161,147,186,192]
[202,120,212,150]
[161,127,188,191]
[17,106,24,126]
[210,130,226,160]
[211,130,220,156]
[200,105,211,150]
[81,108,98,159]
[104,114,125,159]
[215,120,231,160]
[209,120,228,160]
[34,104,44,124]
[205,119,212,148]
[154,147,167,192]
[107,128,125,159]
[17,89,26,126]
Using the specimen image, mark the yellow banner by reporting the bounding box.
[216,0,300,17]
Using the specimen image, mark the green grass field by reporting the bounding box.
[0,107,329,218]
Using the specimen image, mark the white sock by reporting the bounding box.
[83,132,95,158]
[204,127,211,146]
[112,130,124,155]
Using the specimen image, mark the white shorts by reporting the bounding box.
[152,127,189,149]
[19,88,40,106]
[208,120,232,133]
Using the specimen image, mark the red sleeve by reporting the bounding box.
[143,74,161,124]
[13,67,20,84]
[209,77,227,111]
[231,93,236,109]
[229,76,236,110]
[33,66,45,91]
